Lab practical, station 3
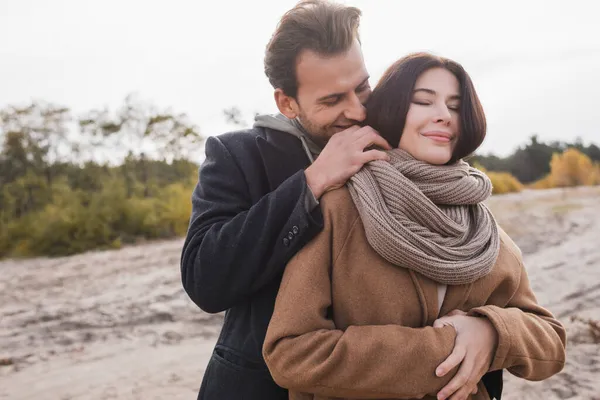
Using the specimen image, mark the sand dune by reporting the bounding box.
[1,186,599,399]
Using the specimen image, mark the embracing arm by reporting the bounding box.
[468,250,567,380]
[263,205,460,399]
[181,134,323,313]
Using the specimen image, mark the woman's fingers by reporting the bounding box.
[437,356,475,400]
[448,383,477,400]
[436,344,465,377]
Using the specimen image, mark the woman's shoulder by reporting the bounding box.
[492,225,526,290]
[497,225,524,264]
[320,186,362,236]
[320,186,359,215]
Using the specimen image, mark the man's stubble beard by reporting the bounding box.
[296,112,331,148]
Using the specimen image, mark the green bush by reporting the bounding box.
[1,167,197,258]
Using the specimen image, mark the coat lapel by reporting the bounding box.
[256,129,312,190]
[409,271,438,326]
[439,283,473,317]
[410,271,474,325]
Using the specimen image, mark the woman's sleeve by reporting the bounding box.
[262,204,459,399]
[468,250,567,380]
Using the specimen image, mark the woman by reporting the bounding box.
[262,53,566,400]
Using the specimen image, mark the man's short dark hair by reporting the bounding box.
[264,0,362,98]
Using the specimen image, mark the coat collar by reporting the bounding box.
[255,128,312,189]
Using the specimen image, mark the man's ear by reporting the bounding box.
[274,88,299,119]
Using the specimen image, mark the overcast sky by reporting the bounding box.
[1,0,599,159]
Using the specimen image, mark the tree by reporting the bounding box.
[223,106,263,128]
[223,106,245,127]
[0,101,72,186]
[78,93,203,163]
[549,148,595,187]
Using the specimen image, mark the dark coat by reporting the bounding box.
[181,126,503,400]
[181,127,324,399]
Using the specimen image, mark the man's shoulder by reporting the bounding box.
[210,127,269,148]
[203,128,270,165]
[210,126,302,161]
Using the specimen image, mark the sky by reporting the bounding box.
[1,0,599,160]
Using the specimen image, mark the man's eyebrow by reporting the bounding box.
[317,76,370,102]
[413,88,460,100]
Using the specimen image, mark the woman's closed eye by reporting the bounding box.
[412,100,460,112]
[412,100,431,106]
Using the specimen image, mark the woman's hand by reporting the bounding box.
[433,310,498,400]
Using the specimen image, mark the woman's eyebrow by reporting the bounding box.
[413,88,436,95]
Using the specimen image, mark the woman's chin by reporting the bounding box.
[412,151,453,165]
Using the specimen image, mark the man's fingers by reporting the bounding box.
[369,133,392,150]
[436,346,465,377]
[360,149,390,164]
[356,129,392,150]
[337,125,361,137]
[349,125,374,138]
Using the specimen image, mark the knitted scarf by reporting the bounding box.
[346,148,500,285]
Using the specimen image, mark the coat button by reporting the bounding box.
[283,237,290,247]
[292,226,299,235]
[287,232,294,240]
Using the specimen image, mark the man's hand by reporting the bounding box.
[304,125,391,199]
[433,310,498,400]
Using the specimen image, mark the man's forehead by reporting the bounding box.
[295,41,368,97]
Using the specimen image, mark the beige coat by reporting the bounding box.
[263,188,566,400]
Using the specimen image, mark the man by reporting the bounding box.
[181,1,502,399]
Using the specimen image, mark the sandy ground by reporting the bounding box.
[1,186,599,400]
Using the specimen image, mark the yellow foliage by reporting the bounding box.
[589,164,600,186]
[155,182,194,237]
[487,171,524,195]
[548,148,594,187]
[471,162,523,195]
[530,174,554,190]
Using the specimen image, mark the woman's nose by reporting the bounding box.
[434,104,452,125]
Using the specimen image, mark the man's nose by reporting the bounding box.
[343,92,367,122]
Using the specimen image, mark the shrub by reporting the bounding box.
[548,148,594,187]
[472,162,523,195]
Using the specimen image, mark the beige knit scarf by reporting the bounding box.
[346,148,500,285]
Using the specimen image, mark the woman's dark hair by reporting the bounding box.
[365,52,486,163]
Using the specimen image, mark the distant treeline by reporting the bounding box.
[0,97,202,258]
[470,135,600,184]
[1,99,599,258]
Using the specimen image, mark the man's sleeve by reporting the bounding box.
[180,135,324,313]
[304,184,319,212]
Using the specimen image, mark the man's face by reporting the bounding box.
[293,39,371,145]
